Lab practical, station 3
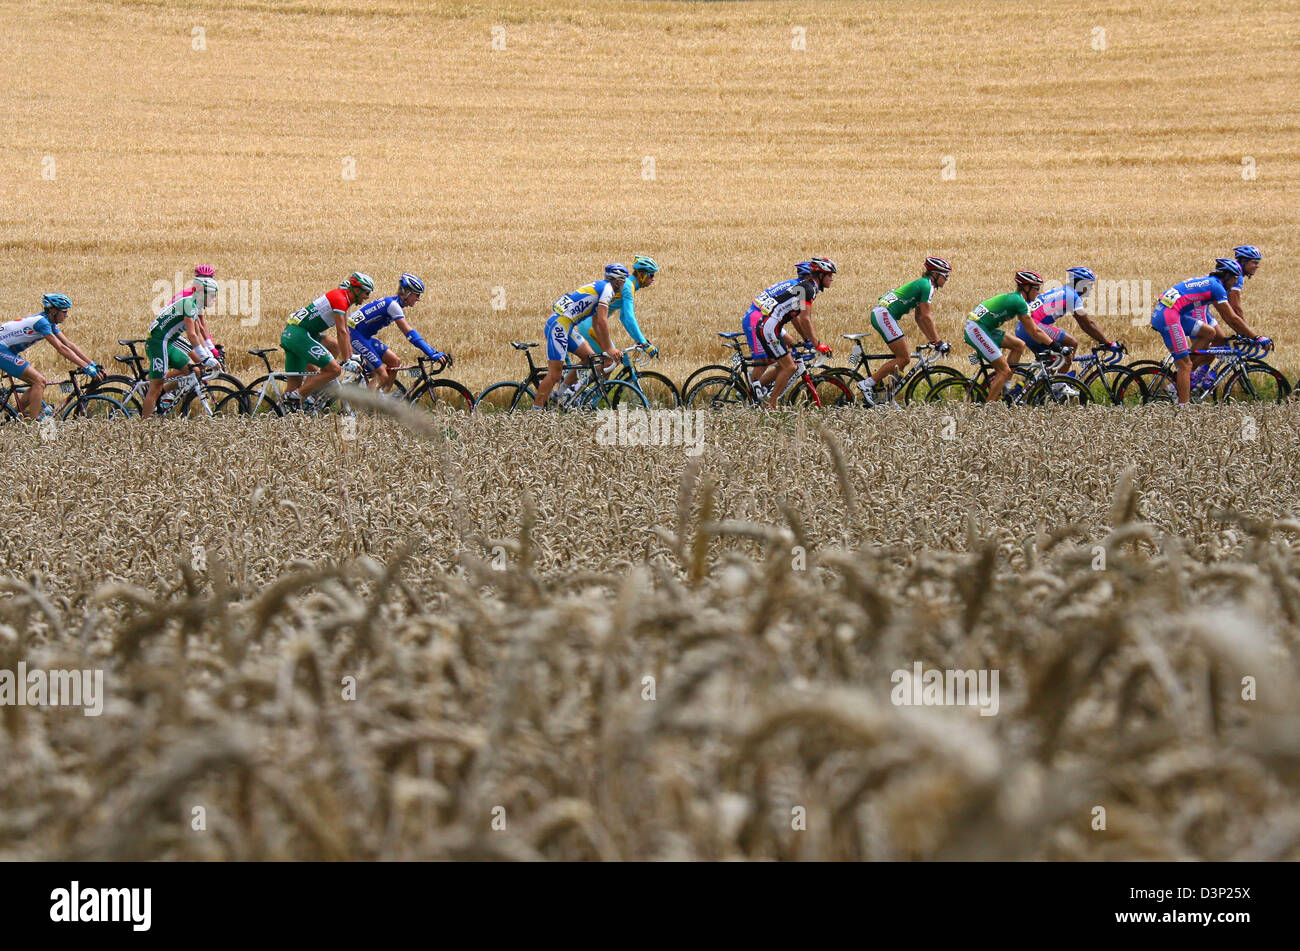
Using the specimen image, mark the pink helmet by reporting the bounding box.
[194,264,215,278]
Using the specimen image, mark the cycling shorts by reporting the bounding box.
[1150,306,1202,361]
[0,345,30,379]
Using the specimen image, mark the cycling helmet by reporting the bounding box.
[341,271,375,294]
[808,257,837,275]
[923,256,952,276]
[632,255,659,275]
[398,273,425,294]
[1233,245,1262,261]
[604,263,630,280]
[194,264,216,278]
[795,261,813,278]
[1066,266,1096,295]
[42,293,71,311]
[1213,258,1243,279]
[1015,269,1044,287]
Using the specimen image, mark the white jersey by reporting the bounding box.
[0,315,56,353]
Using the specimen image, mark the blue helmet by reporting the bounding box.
[795,261,813,278]
[42,293,71,311]
[1066,266,1096,283]
[604,263,630,280]
[1213,258,1243,279]
[1233,245,1262,261]
[398,273,425,294]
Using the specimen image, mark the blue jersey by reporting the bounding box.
[1027,286,1085,326]
[574,274,647,346]
[0,315,56,354]
[348,296,406,337]
[1155,275,1229,317]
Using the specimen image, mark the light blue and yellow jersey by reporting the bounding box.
[551,280,617,332]
[575,274,648,349]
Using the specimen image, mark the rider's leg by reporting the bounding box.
[377,348,402,392]
[766,353,797,409]
[870,335,911,386]
[18,365,46,418]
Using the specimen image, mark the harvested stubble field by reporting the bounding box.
[1,0,1297,388]
[2,403,1299,859]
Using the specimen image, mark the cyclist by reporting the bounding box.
[561,255,660,399]
[1191,246,1268,383]
[858,256,952,406]
[346,273,450,393]
[165,265,223,364]
[141,276,222,418]
[1012,267,1118,375]
[964,271,1054,404]
[531,264,627,408]
[753,256,837,409]
[743,261,809,390]
[0,294,104,418]
[279,272,373,408]
[1149,259,1246,404]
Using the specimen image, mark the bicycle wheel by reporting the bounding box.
[1216,361,1291,403]
[621,370,680,408]
[1080,365,1145,406]
[784,371,854,407]
[926,376,984,403]
[681,363,740,398]
[178,382,246,417]
[239,376,285,416]
[58,393,131,420]
[585,379,647,410]
[1120,365,1175,404]
[477,381,536,413]
[902,366,967,403]
[687,375,750,409]
[1025,374,1092,407]
[409,379,476,413]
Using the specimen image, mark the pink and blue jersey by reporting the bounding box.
[1150,275,1229,359]
[1016,286,1085,348]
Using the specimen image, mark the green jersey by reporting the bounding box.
[969,293,1029,331]
[878,277,934,320]
[149,294,199,341]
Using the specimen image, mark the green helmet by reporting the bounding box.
[632,255,659,275]
[341,271,375,294]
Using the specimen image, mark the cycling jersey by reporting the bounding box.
[148,294,200,342]
[1027,286,1085,326]
[752,277,819,328]
[1152,276,1229,318]
[286,288,354,335]
[574,275,647,349]
[964,293,1031,362]
[0,315,56,378]
[349,295,405,337]
[0,315,57,354]
[551,281,616,332]
[877,277,934,320]
[970,293,1031,331]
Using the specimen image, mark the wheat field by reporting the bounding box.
[2,0,1299,863]
[1,0,1297,388]
[3,405,1300,859]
